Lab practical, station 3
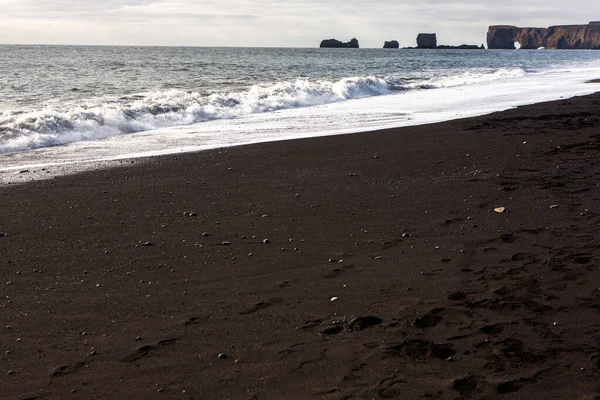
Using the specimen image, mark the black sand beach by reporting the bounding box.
[1,93,600,399]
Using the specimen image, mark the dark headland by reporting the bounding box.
[2,92,600,398]
[488,21,600,49]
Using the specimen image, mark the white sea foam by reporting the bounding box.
[418,67,528,89]
[0,76,395,153]
[0,69,529,154]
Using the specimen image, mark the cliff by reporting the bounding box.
[383,40,399,49]
[487,22,600,49]
[320,38,359,48]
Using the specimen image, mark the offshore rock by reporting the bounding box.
[320,38,360,48]
[417,33,437,49]
[383,40,400,49]
[406,34,483,50]
[437,44,485,50]
[487,22,600,49]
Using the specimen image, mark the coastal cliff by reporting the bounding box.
[383,40,399,49]
[487,22,600,49]
[320,38,359,48]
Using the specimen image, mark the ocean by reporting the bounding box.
[1,45,600,180]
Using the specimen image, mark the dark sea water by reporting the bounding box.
[0,45,599,172]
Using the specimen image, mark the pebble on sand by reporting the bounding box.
[330,297,339,302]
[494,207,506,214]
[218,353,228,359]
[0,232,5,238]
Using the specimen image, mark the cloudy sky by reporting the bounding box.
[1,0,599,47]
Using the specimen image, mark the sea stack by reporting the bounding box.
[320,38,360,48]
[383,40,400,49]
[417,33,437,49]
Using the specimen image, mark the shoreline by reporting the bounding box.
[3,79,600,186]
[1,93,600,399]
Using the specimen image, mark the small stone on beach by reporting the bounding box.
[494,207,506,214]
[218,353,228,359]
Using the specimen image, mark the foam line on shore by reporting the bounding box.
[1,67,600,184]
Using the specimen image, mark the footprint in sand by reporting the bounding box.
[121,338,178,363]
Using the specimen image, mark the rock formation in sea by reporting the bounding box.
[407,34,484,50]
[437,44,485,50]
[487,22,600,49]
[417,33,437,49]
[320,38,359,48]
[383,40,400,49]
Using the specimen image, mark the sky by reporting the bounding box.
[1,0,599,48]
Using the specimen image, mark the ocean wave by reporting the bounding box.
[406,68,528,90]
[0,69,526,153]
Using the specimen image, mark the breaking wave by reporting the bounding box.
[0,68,527,153]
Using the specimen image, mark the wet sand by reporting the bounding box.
[1,93,600,399]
